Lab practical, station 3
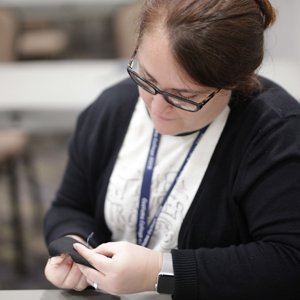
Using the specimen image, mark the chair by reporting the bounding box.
[0,8,70,61]
[16,27,70,60]
[0,9,18,61]
[113,1,142,59]
[0,129,43,274]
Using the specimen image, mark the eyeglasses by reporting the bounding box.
[127,50,221,112]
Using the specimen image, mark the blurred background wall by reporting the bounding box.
[261,0,300,100]
[0,0,299,290]
[265,0,300,62]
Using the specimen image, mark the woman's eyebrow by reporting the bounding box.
[139,64,157,81]
[169,86,210,95]
[170,87,203,94]
[139,63,208,94]
[145,71,157,82]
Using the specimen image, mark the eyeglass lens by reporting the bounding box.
[129,70,199,112]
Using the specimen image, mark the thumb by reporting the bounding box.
[48,254,72,266]
[74,243,111,274]
[95,243,115,257]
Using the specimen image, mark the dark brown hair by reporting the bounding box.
[137,0,276,94]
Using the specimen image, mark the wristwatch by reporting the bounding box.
[155,253,175,294]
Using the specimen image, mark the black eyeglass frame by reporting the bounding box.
[127,49,221,112]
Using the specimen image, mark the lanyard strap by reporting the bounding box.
[136,127,207,247]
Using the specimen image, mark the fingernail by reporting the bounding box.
[73,243,81,250]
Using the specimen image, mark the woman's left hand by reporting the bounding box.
[73,241,163,295]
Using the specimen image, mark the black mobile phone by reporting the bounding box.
[48,236,96,269]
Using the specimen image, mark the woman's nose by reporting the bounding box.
[151,93,171,113]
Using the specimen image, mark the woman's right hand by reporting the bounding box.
[45,254,89,291]
[44,235,90,291]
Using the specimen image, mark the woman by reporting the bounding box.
[44,0,300,299]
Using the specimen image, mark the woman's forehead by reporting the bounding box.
[137,33,211,92]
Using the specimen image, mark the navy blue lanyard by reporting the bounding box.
[136,127,206,247]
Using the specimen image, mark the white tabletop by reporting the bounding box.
[0,59,128,111]
[0,290,173,300]
[0,58,298,112]
[0,290,119,300]
[0,58,298,133]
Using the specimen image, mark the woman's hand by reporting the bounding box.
[44,254,89,291]
[44,235,89,291]
[73,241,163,295]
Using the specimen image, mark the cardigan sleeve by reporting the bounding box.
[43,101,107,247]
[171,112,300,299]
[44,78,138,247]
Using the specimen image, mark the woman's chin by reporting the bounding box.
[153,123,180,136]
[151,115,183,135]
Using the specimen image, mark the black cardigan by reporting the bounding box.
[44,77,300,300]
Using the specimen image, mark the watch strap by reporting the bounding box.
[155,253,175,294]
[161,253,174,274]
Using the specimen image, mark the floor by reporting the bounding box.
[0,134,70,289]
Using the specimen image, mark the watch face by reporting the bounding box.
[157,274,175,294]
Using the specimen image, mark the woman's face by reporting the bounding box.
[137,29,231,135]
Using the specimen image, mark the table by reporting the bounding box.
[0,59,127,111]
[1,58,298,111]
[0,289,119,300]
[0,59,128,133]
[0,58,298,134]
[0,290,170,300]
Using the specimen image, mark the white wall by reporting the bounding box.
[265,0,300,61]
[260,0,300,100]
